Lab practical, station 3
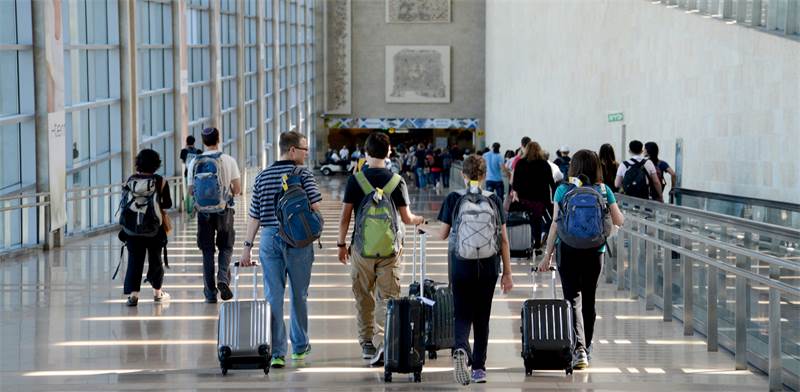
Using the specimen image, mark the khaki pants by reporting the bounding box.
[350,248,403,347]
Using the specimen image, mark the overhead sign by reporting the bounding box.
[608,112,624,123]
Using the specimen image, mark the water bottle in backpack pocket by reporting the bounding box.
[275,167,324,248]
[451,186,502,260]
[192,152,229,213]
[556,181,613,249]
[352,172,403,258]
[118,175,162,237]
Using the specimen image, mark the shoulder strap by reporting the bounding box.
[112,243,125,280]
[382,174,402,195]
[354,171,374,195]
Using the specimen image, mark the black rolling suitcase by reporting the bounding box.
[520,267,575,376]
[507,211,533,259]
[383,297,425,382]
[408,230,455,359]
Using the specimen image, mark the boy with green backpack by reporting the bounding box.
[337,132,425,365]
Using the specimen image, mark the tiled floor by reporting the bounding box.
[0,176,770,391]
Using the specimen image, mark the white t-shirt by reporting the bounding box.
[339,148,349,159]
[186,150,242,188]
[616,155,657,179]
[547,160,565,182]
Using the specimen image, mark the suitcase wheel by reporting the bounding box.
[413,371,422,383]
[384,371,392,383]
[428,350,437,360]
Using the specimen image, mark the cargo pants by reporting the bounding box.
[350,248,404,347]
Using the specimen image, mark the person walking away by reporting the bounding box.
[414,143,428,189]
[240,131,323,368]
[539,150,625,370]
[187,127,242,303]
[118,149,173,306]
[433,154,513,385]
[483,142,505,202]
[544,151,564,183]
[553,146,571,179]
[440,148,452,188]
[180,135,203,213]
[430,148,444,190]
[511,142,556,253]
[511,136,532,171]
[614,140,663,201]
[644,142,677,202]
[337,132,425,365]
[598,143,619,193]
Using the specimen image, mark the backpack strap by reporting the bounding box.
[382,174,402,195]
[354,171,374,195]
[112,243,126,280]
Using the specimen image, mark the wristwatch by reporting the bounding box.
[336,242,347,248]
[243,240,253,248]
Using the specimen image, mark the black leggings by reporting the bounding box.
[123,237,165,295]
[451,256,500,370]
[557,243,603,351]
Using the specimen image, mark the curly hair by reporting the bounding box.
[135,149,162,174]
[462,154,486,181]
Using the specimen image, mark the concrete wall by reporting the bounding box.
[485,0,800,203]
[349,0,485,122]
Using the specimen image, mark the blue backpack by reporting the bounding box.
[275,167,324,248]
[556,182,612,249]
[192,152,229,213]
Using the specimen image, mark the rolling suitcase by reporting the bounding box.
[507,211,533,259]
[520,267,575,376]
[384,231,428,383]
[218,261,271,375]
[408,230,455,359]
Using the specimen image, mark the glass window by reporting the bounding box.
[187,1,211,142]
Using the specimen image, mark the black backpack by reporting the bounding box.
[621,159,650,199]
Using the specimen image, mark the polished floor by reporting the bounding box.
[0,176,770,391]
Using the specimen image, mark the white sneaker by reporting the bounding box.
[452,348,470,385]
[154,291,171,303]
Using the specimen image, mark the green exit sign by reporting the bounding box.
[608,112,624,123]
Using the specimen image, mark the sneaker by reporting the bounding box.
[471,369,487,384]
[291,345,312,361]
[452,348,470,386]
[573,348,589,370]
[153,291,171,303]
[361,342,377,359]
[270,356,286,368]
[369,345,384,367]
[218,283,233,301]
[126,296,138,307]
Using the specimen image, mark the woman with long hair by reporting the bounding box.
[598,143,619,193]
[539,149,624,370]
[510,141,556,251]
[644,142,678,201]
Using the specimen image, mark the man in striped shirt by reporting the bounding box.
[240,131,322,369]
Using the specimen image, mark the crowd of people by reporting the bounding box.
[114,128,676,385]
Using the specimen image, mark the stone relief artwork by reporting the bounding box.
[386,0,451,23]
[324,0,351,114]
[386,46,450,103]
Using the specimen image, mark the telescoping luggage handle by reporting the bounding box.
[532,266,559,300]
[412,228,435,307]
[233,258,259,300]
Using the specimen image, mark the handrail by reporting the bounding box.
[617,194,800,242]
[671,187,800,214]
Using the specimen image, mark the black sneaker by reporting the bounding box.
[361,342,377,359]
[369,345,384,367]
[218,283,233,301]
[126,296,138,307]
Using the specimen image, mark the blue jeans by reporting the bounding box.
[485,180,505,202]
[259,227,314,358]
[415,167,427,188]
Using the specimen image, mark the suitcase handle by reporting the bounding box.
[532,266,558,299]
[233,259,259,300]
[411,228,428,301]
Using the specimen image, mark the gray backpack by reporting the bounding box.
[451,187,502,260]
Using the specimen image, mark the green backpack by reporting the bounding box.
[353,172,403,258]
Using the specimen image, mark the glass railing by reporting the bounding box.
[672,187,800,228]
[613,194,799,391]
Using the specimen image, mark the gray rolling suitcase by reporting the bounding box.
[507,211,533,259]
[218,261,271,375]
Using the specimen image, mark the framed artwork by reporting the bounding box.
[385,45,450,104]
[386,0,451,23]
[324,0,351,114]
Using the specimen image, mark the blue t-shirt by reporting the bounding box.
[553,182,616,253]
[484,152,504,182]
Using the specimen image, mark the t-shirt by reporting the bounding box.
[180,147,202,177]
[414,150,428,169]
[553,182,616,253]
[512,159,555,203]
[185,150,241,189]
[484,152,504,182]
[249,161,323,228]
[547,160,565,182]
[655,160,670,182]
[343,168,410,220]
[615,155,657,179]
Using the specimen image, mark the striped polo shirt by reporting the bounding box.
[249,160,323,228]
